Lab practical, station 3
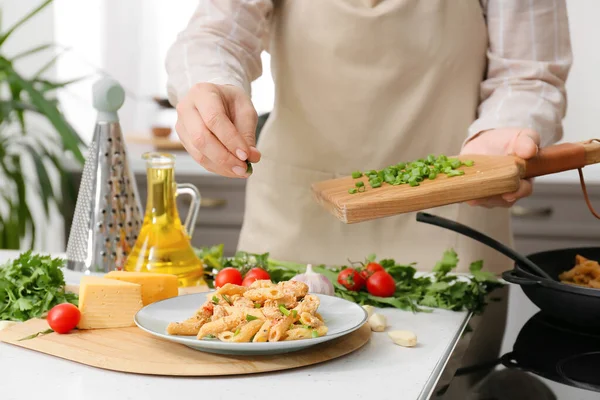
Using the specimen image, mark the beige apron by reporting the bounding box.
[239,1,511,396]
[239,0,513,275]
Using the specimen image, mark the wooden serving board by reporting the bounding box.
[312,141,600,224]
[0,319,371,376]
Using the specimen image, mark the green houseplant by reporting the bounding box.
[0,0,86,249]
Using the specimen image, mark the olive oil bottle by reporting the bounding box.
[124,152,205,287]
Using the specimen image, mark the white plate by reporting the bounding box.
[135,291,368,355]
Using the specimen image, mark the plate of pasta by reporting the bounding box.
[134,279,368,355]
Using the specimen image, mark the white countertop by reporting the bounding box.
[0,251,470,400]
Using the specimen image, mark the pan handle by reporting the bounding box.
[500,352,524,370]
[501,270,541,286]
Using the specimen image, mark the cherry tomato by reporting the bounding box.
[360,262,385,280]
[242,275,258,287]
[366,271,396,297]
[47,303,81,334]
[244,267,270,281]
[337,268,366,291]
[215,267,243,287]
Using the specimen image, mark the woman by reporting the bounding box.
[166,0,571,397]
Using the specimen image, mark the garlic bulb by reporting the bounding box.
[291,264,335,296]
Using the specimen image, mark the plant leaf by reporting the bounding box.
[23,144,55,218]
[11,43,54,61]
[0,0,53,47]
[0,59,85,162]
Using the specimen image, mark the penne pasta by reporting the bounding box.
[299,312,322,327]
[169,280,328,343]
[283,328,313,341]
[197,314,243,339]
[231,319,264,343]
[253,320,272,342]
[215,283,247,297]
[166,315,208,336]
[269,315,294,342]
[243,287,285,302]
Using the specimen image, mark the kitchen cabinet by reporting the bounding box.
[63,169,600,258]
[510,181,600,255]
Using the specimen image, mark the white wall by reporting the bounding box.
[562,0,600,144]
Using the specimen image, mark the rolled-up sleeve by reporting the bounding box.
[468,0,573,147]
[165,0,273,106]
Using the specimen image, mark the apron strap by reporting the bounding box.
[578,139,600,219]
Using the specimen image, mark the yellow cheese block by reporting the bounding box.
[104,271,179,305]
[77,276,143,329]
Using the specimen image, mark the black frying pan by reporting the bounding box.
[416,212,600,328]
[504,247,600,328]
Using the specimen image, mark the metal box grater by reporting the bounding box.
[66,77,143,273]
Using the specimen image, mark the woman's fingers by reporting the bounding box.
[174,83,259,177]
[230,92,261,163]
[467,179,533,208]
[192,84,251,161]
[175,116,246,179]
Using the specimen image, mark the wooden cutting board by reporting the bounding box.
[0,319,371,376]
[312,140,600,224]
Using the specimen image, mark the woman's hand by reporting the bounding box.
[460,128,540,208]
[174,83,261,178]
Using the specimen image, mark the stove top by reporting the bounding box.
[501,311,600,397]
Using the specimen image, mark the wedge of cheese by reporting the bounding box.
[104,271,179,306]
[77,276,143,329]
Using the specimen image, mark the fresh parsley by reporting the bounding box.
[0,251,78,322]
[193,246,503,315]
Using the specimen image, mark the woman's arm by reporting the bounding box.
[165,0,273,106]
[468,0,573,147]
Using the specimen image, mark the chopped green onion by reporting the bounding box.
[203,334,216,340]
[355,181,364,188]
[311,330,319,338]
[234,328,241,337]
[254,303,261,308]
[463,160,474,167]
[222,294,232,305]
[302,324,312,329]
[348,188,358,194]
[279,304,291,316]
[291,310,297,319]
[246,314,258,321]
[351,171,363,179]
[447,170,465,177]
[212,295,219,304]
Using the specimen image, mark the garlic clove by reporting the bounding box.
[362,305,375,318]
[388,330,417,347]
[368,313,387,332]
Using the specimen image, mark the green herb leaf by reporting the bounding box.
[279,304,290,316]
[212,295,219,304]
[18,328,53,341]
[0,252,78,321]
